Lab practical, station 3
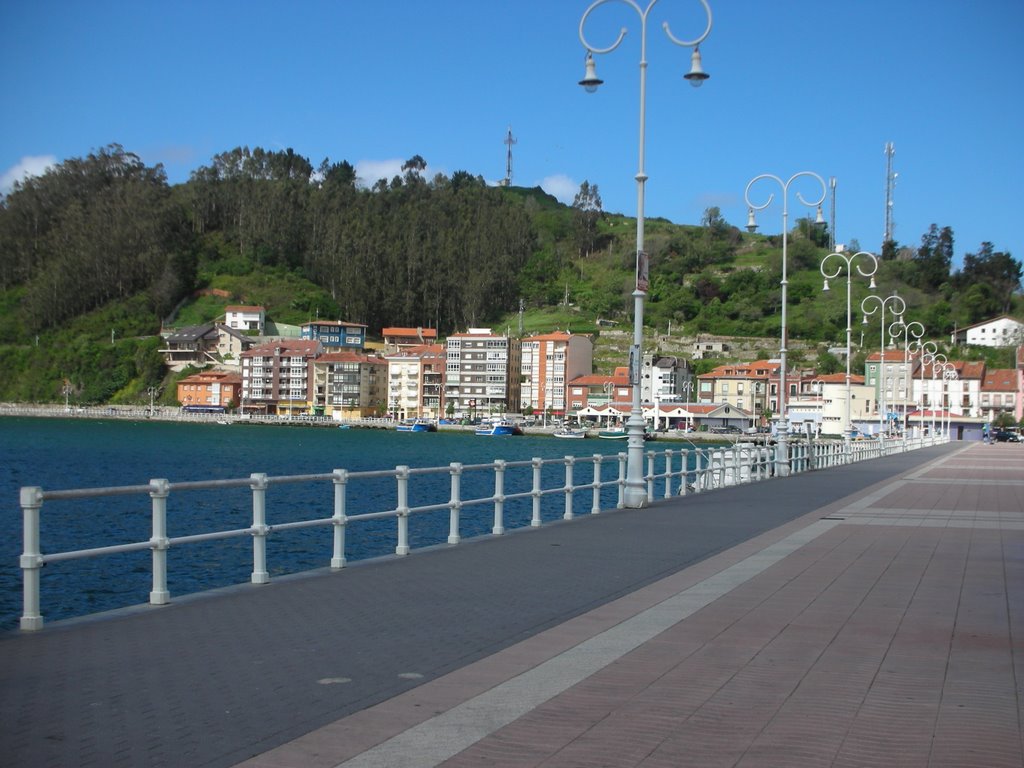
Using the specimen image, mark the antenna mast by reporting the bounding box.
[883,142,896,251]
[502,126,516,187]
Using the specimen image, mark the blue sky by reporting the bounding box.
[2,1,1021,268]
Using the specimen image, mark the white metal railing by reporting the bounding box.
[16,433,948,631]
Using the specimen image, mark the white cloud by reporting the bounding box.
[0,155,57,194]
[355,158,445,188]
[540,174,578,204]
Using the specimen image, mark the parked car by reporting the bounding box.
[993,430,1020,443]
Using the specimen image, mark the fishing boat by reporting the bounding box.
[475,418,520,436]
[553,427,587,439]
[396,418,436,433]
[597,427,627,439]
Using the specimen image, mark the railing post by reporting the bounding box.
[591,455,602,514]
[148,478,171,605]
[645,450,655,502]
[694,450,703,494]
[564,456,575,520]
[448,462,463,543]
[331,469,348,568]
[664,450,673,499]
[531,458,543,527]
[249,473,270,584]
[493,460,506,534]
[680,449,689,496]
[395,466,410,555]
[20,486,44,631]
[617,452,626,508]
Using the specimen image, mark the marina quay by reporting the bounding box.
[2,438,1021,767]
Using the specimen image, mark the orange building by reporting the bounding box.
[176,371,242,410]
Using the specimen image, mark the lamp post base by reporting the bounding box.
[622,413,649,508]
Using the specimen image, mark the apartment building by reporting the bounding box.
[381,327,438,351]
[697,360,781,415]
[953,315,1024,347]
[641,354,693,404]
[176,370,242,410]
[385,344,445,420]
[300,320,367,350]
[979,368,1019,423]
[444,329,521,417]
[519,331,593,417]
[313,351,386,419]
[239,340,322,415]
[864,349,915,418]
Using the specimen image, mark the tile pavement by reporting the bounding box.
[238,442,1023,768]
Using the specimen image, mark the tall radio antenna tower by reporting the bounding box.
[502,126,516,187]
[883,142,896,250]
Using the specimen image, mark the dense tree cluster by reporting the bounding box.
[0,145,194,330]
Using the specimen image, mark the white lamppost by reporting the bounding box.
[745,171,827,475]
[942,365,958,439]
[909,339,937,441]
[860,292,906,446]
[928,352,947,439]
[821,249,878,457]
[579,0,712,507]
[887,316,924,446]
[681,379,695,430]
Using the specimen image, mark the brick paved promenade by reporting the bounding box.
[2,441,1021,767]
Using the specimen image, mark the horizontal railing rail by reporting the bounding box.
[17,432,948,631]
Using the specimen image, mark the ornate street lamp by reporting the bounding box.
[909,339,938,442]
[887,316,924,446]
[579,0,713,507]
[821,249,878,457]
[860,292,906,446]
[745,171,827,475]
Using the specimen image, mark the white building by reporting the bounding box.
[225,305,266,334]
[954,315,1024,348]
[385,344,445,420]
[519,331,593,417]
[641,354,693,405]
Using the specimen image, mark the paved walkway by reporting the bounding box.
[1,441,1020,767]
[238,442,1023,768]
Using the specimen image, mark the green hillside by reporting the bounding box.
[0,144,1020,404]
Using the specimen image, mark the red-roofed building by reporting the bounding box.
[240,340,322,415]
[225,306,266,333]
[176,370,242,411]
[384,344,445,420]
[566,368,632,415]
[696,360,782,417]
[382,327,438,350]
[979,368,1019,423]
[519,331,593,417]
[313,350,387,419]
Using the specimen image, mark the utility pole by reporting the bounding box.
[502,126,516,187]
[883,142,896,252]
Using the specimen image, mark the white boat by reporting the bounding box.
[553,427,587,439]
[597,427,627,439]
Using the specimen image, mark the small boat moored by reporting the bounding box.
[396,418,436,433]
[475,418,521,436]
[553,427,587,439]
[597,427,628,439]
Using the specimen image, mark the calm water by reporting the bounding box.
[1,417,705,630]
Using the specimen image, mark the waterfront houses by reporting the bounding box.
[313,351,386,419]
[519,331,593,418]
[979,368,1019,423]
[240,340,322,415]
[953,315,1024,347]
[641,354,694,406]
[176,370,242,410]
[697,360,781,417]
[444,329,521,418]
[385,344,445,420]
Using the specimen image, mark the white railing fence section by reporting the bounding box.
[18,433,947,631]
